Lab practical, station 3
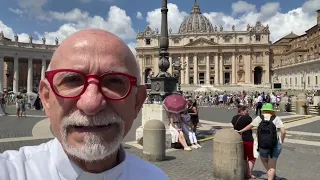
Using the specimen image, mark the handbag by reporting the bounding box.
[234,116,242,129]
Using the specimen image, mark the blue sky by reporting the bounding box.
[0,0,320,53]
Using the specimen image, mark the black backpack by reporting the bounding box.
[257,115,278,157]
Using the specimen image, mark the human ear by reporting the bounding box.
[134,85,147,118]
[39,80,51,117]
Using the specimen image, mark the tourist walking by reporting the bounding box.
[232,106,256,179]
[238,103,286,180]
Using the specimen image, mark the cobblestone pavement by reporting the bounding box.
[123,140,319,180]
[0,106,46,139]
[288,120,320,133]
[0,138,319,180]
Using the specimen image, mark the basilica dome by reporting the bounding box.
[178,0,213,34]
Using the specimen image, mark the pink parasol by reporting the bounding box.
[163,94,188,114]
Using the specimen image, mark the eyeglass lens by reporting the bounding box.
[52,71,131,99]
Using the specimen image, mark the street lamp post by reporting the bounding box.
[148,0,178,103]
[172,57,187,92]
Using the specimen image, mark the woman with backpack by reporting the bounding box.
[238,103,286,180]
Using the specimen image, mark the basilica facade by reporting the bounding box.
[271,10,320,90]
[0,32,58,93]
[136,1,271,86]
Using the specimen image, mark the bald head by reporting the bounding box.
[48,29,140,84]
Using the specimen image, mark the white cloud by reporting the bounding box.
[144,0,318,42]
[231,1,256,15]
[127,42,137,56]
[260,2,280,20]
[146,3,188,33]
[8,8,25,17]
[16,0,48,20]
[136,11,143,20]
[302,0,320,13]
[35,6,136,45]
[78,0,92,3]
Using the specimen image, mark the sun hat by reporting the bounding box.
[261,103,274,111]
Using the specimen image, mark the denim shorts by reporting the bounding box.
[259,141,282,159]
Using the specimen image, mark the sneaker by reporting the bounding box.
[191,145,198,149]
[184,147,192,151]
[196,144,202,148]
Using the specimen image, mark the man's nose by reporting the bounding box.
[77,83,106,115]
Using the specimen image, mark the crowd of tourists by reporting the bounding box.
[0,91,43,116]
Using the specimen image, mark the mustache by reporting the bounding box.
[61,110,124,128]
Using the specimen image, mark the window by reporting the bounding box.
[189,39,193,43]
[145,56,151,65]
[188,57,193,65]
[210,38,214,42]
[255,35,261,42]
[290,78,292,85]
[238,55,244,64]
[224,55,230,64]
[316,76,318,85]
[145,38,151,45]
[173,40,179,44]
[225,38,230,43]
[308,77,310,85]
[198,56,205,64]
[210,56,214,64]
[295,77,297,84]
[239,38,243,43]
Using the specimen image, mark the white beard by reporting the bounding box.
[60,110,125,162]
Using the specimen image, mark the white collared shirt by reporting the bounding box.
[0,138,169,180]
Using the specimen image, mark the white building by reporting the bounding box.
[271,10,320,90]
[136,1,271,86]
[0,32,58,93]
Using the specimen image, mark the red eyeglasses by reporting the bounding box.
[45,69,137,100]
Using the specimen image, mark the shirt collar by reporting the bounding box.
[51,138,126,180]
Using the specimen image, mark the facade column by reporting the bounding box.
[205,53,210,85]
[214,53,219,85]
[264,52,270,84]
[180,54,185,85]
[193,53,198,85]
[138,55,143,84]
[245,52,252,84]
[13,57,19,93]
[0,56,3,92]
[232,52,236,84]
[27,58,33,93]
[168,55,173,75]
[185,55,190,85]
[219,53,223,84]
[41,59,47,80]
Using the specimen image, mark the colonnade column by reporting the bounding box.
[205,53,210,85]
[0,56,3,91]
[219,53,223,85]
[193,53,198,85]
[13,57,19,93]
[180,54,185,85]
[185,55,190,85]
[214,53,219,85]
[41,59,46,80]
[232,53,236,85]
[27,59,33,93]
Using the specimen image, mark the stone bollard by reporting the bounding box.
[296,93,307,115]
[143,119,166,162]
[279,96,288,112]
[213,129,244,180]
